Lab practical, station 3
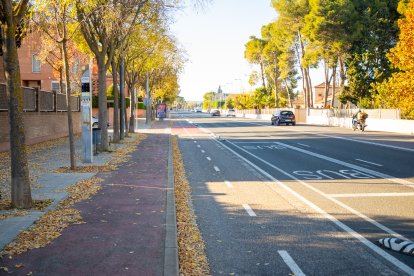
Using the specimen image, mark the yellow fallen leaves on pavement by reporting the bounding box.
[173,136,210,276]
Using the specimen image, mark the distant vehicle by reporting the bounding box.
[226,109,236,117]
[196,106,202,113]
[211,109,220,116]
[271,110,296,126]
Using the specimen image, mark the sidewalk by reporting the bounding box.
[0,119,177,275]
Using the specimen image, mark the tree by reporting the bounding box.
[32,0,81,170]
[342,0,400,107]
[375,1,414,119]
[76,0,151,150]
[0,0,32,208]
[244,36,267,90]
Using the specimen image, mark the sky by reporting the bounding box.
[171,0,277,102]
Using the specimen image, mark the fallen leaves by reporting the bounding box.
[0,177,102,256]
[173,136,210,276]
[0,200,52,220]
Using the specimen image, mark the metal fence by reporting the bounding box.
[0,83,80,112]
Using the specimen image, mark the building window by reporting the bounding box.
[32,54,41,73]
[51,81,66,93]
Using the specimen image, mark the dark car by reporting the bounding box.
[271,110,296,126]
[211,109,220,116]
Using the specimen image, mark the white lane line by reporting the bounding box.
[242,204,257,216]
[201,150,205,153]
[193,141,197,143]
[297,143,310,148]
[214,166,220,172]
[276,142,414,189]
[197,145,201,148]
[206,157,211,161]
[225,181,233,188]
[278,250,305,276]
[330,192,414,198]
[212,138,414,275]
[355,158,383,167]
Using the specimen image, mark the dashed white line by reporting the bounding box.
[278,250,305,276]
[297,143,310,148]
[214,166,220,172]
[197,145,201,148]
[201,150,205,153]
[242,204,257,216]
[225,181,233,188]
[330,192,414,198]
[193,141,197,143]
[206,157,211,161]
[355,158,383,167]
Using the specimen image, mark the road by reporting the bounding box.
[172,111,414,275]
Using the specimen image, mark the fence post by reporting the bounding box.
[34,87,39,112]
[53,91,57,112]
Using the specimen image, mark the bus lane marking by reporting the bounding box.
[276,142,414,189]
[213,138,413,274]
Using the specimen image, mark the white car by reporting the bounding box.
[226,109,236,117]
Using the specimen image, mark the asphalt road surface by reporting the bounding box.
[172,111,414,276]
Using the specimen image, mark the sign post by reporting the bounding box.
[81,67,93,163]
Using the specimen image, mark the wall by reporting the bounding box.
[0,112,82,152]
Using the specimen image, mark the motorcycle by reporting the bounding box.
[352,118,367,131]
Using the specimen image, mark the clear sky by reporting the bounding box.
[171,0,277,102]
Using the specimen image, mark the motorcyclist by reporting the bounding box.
[352,109,361,128]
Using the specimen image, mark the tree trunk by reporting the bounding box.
[331,63,337,107]
[274,58,279,108]
[324,59,329,108]
[1,5,32,208]
[111,60,120,143]
[260,60,266,90]
[62,38,76,170]
[284,79,293,108]
[338,55,346,108]
[97,55,108,150]
[129,87,135,133]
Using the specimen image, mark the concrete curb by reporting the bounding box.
[164,131,179,276]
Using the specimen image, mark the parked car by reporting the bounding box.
[211,109,221,116]
[271,110,296,126]
[226,109,236,117]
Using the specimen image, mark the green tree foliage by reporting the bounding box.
[342,0,400,107]
[244,36,267,90]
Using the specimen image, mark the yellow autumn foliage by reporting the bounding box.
[375,2,414,119]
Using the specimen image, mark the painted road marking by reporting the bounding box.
[242,144,286,150]
[213,139,414,274]
[297,143,310,148]
[225,181,233,188]
[278,250,305,276]
[355,158,383,167]
[214,166,220,172]
[206,157,211,161]
[330,192,414,198]
[242,204,257,216]
[197,145,201,148]
[201,150,205,153]
[292,169,375,180]
[276,142,414,189]
[194,141,197,143]
[243,121,414,153]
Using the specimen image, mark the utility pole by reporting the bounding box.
[120,57,125,140]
